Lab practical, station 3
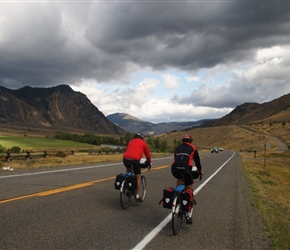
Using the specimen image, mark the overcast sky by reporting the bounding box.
[1,1,290,123]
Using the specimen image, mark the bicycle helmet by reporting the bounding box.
[134,133,144,140]
[182,134,193,142]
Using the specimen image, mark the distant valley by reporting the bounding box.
[106,113,213,135]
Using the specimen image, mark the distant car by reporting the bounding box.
[211,147,219,153]
[219,148,223,151]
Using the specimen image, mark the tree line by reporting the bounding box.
[54,132,178,153]
[0,132,182,155]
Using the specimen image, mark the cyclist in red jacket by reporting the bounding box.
[171,134,203,224]
[123,133,151,202]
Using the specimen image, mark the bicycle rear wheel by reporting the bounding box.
[172,197,184,235]
[139,175,147,201]
[120,179,132,209]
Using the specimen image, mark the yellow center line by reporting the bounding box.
[152,165,170,170]
[0,193,41,204]
[0,165,170,204]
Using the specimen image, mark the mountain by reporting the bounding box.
[106,113,155,133]
[0,85,126,135]
[1,84,288,137]
[212,93,290,126]
[106,112,207,135]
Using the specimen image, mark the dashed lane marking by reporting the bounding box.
[0,166,170,204]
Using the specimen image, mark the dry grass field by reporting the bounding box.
[242,122,290,147]
[159,124,287,152]
[242,151,290,249]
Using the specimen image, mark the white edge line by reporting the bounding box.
[0,163,120,179]
[132,151,236,250]
[194,151,236,195]
[132,214,172,250]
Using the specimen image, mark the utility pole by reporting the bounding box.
[264,143,266,168]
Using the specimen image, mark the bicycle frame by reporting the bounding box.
[119,170,147,209]
[119,172,133,209]
[171,184,184,211]
[171,184,195,235]
[169,170,202,234]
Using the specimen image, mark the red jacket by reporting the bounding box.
[123,138,151,164]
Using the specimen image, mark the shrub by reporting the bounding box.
[55,151,67,158]
[10,146,21,153]
[0,145,7,153]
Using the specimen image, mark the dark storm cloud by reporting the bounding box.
[86,1,290,70]
[0,1,290,92]
[0,2,132,87]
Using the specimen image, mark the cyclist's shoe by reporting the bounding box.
[186,217,192,224]
[135,195,142,202]
[135,197,142,202]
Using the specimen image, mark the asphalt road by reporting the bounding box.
[0,151,270,250]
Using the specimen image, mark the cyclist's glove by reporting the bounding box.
[148,164,152,171]
[198,170,204,180]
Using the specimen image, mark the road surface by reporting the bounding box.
[0,151,270,249]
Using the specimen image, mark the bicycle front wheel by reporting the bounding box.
[172,205,183,235]
[120,180,132,209]
[139,175,147,201]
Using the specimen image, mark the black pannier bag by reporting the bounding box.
[114,173,126,190]
[127,175,137,191]
[159,187,174,209]
[180,189,195,211]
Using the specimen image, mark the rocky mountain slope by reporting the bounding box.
[0,85,126,135]
[212,93,290,126]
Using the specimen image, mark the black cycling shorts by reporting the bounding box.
[171,165,193,186]
[123,158,141,175]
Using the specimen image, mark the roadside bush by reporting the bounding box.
[10,146,21,153]
[55,151,67,158]
[0,145,6,153]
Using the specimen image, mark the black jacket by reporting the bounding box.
[172,142,202,171]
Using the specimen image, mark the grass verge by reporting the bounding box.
[241,150,290,249]
[0,135,93,150]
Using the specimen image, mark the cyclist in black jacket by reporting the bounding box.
[171,134,203,224]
